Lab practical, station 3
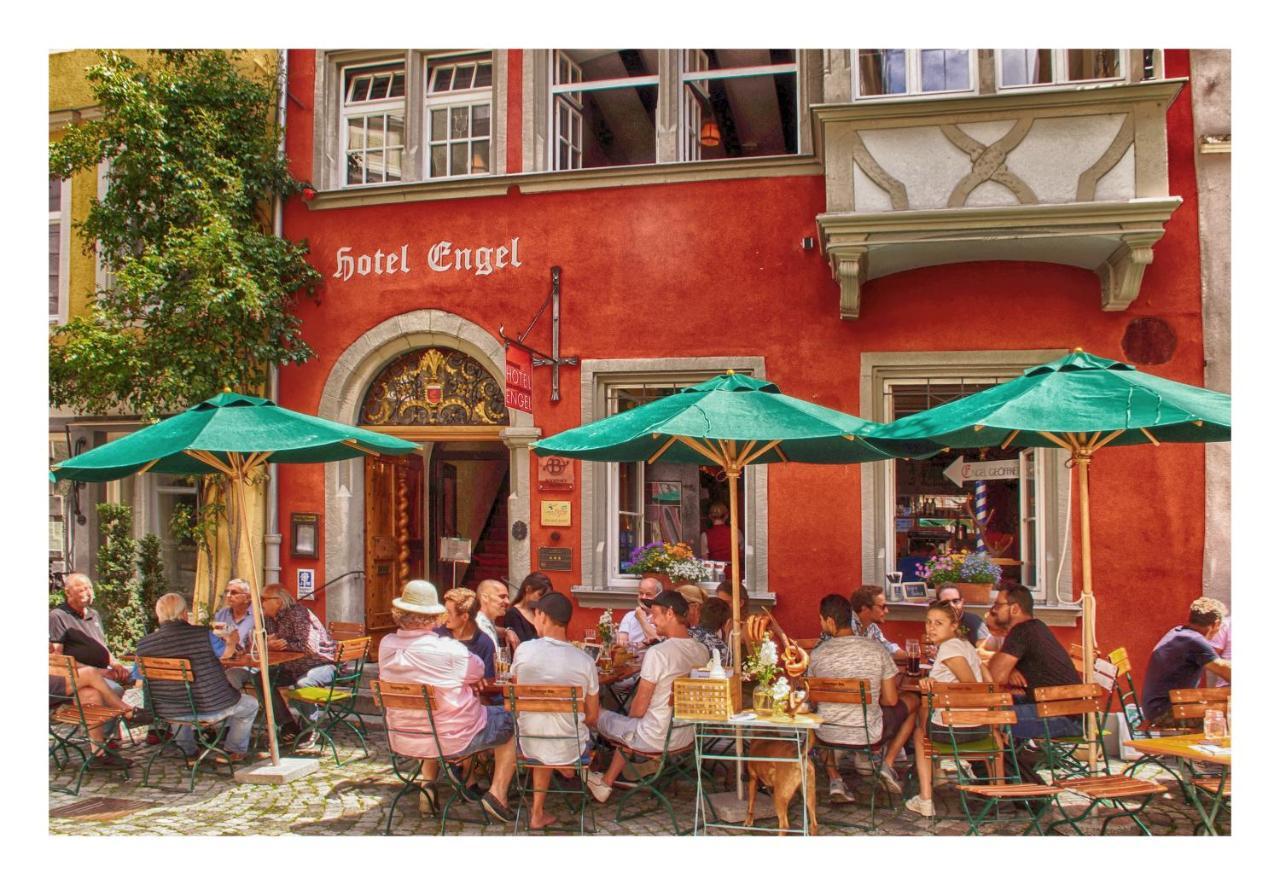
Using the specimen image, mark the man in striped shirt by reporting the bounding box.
[135,593,260,762]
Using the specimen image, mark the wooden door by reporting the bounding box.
[364,455,424,634]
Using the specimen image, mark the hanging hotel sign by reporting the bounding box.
[943,456,1020,488]
[537,456,574,492]
[331,237,522,282]
[505,346,534,414]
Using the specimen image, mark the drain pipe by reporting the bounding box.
[263,47,289,585]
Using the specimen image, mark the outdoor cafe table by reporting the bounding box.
[1124,733,1231,835]
[220,651,307,748]
[599,661,641,710]
[675,708,824,836]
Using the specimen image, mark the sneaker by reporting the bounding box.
[480,792,515,824]
[956,759,975,781]
[585,770,613,803]
[851,755,875,776]
[828,776,855,804]
[905,794,935,817]
[612,777,640,791]
[293,731,320,752]
[877,764,903,795]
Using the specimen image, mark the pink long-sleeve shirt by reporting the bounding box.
[378,629,485,759]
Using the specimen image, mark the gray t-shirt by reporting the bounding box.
[636,637,710,750]
[806,634,898,744]
[510,637,599,766]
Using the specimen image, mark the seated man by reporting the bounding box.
[1142,597,1231,727]
[378,580,518,824]
[50,573,131,694]
[935,582,992,649]
[509,591,600,830]
[806,594,913,798]
[475,578,513,653]
[691,596,732,667]
[587,590,710,802]
[435,587,497,681]
[260,584,338,743]
[850,584,906,662]
[617,576,662,651]
[985,582,1081,740]
[212,577,256,652]
[135,593,260,763]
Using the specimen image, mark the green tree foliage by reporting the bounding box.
[136,533,169,633]
[95,503,147,653]
[49,50,320,420]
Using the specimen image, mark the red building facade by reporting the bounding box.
[274,49,1225,684]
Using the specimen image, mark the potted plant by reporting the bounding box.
[623,541,711,589]
[919,551,1002,603]
[743,633,781,714]
[597,609,615,647]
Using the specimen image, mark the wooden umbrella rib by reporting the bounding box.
[647,435,680,465]
[742,439,783,467]
[185,449,234,475]
[1037,431,1073,451]
[342,439,382,457]
[1001,430,1020,449]
[1095,429,1125,451]
[136,458,162,475]
[676,435,725,465]
[736,439,759,465]
[1140,427,1161,446]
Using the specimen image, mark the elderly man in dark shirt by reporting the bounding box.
[986,582,1081,740]
[49,573,131,692]
[135,593,259,762]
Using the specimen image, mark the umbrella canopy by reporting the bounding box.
[51,391,419,769]
[534,372,930,465]
[865,349,1230,770]
[865,350,1230,450]
[51,392,419,481]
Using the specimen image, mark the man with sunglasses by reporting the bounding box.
[986,582,1079,742]
[212,578,255,653]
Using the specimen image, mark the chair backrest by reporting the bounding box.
[506,683,584,715]
[334,636,372,666]
[328,621,366,642]
[1031,682,1108,718]
[804,676,871,705]
[1107,646,1145,730]
[369,679,435,712]
[136,656,199,719]
[49,653,78,683]
[933,693,1025,785]
[1169,687,1229,722]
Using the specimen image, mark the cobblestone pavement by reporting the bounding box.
[50,722,1219,836]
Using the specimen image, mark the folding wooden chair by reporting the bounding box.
[1031,683,1168,835]
[604,694,699,835]
[136,655,239,792]
[805,676,898,832]
[505,684,595,834]
[284,636,372,765]
[48,654,129,795]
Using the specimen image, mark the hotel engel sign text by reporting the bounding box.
[331,236,523,282]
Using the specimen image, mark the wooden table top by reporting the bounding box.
[1124,733,1232,766]
[221,650,307,668]
[674,709,825,730]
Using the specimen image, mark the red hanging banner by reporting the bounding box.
[505,347,534,414]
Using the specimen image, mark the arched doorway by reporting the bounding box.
[315,310,540,634]
[359,346,509,634]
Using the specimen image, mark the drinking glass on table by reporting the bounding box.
[905,639,921,677]
[1203,709,1228,744]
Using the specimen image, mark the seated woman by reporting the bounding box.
[260,584,338,744]
[905,600,994,818]
[504,573,552,649]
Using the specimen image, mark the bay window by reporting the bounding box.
[855,49,974,99]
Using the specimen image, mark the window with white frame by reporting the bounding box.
[855,49,974,100]
[551,50,659,170]
[425,53,493,178]
[998,49,1123,89]
[149,474,198,594]
[680,49,798,161]
[49,174,70,323]
[341,62,406,186]
[604,379,751,585]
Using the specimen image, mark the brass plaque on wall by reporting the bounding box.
[540,500,571,527]
[537,547,572,572]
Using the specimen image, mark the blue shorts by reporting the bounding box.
[460,706,514,756]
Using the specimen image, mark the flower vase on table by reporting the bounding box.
[752,683,774,715]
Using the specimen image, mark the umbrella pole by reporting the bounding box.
[727,464,745,801]
[1075,449,1099,773]
[230,457,281,767]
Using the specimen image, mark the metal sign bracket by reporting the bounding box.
[498,265,579,402]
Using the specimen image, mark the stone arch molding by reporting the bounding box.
[316,309,537,625]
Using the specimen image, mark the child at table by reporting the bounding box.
[905,600,993,818]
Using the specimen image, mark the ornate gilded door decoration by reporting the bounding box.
[360,347,508,426]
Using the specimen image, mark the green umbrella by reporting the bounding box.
[865,349,1230,767]
[535,372,928,705]
[52,391,420,767]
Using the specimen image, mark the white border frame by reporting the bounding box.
[677,50,801,164]
[995,48,1127,92]
[339,59,408,188]
[423,50,495,180]
[549,50,661,172]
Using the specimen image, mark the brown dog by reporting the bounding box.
[743,737,819,835]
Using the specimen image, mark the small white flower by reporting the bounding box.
[771,677,790,699]
[758,638,777,666]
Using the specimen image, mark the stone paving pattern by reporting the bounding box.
[50,720,1218,836]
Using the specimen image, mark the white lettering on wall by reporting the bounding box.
[337,238,521,283]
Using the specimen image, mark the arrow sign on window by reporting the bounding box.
[942,456,1020,488]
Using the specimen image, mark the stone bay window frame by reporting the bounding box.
[339,59,407,187]
[852,49,978,102]
[572,357,772,610]
[861,350,1079,626]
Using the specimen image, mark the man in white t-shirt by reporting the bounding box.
[617,576,662,651]
[509,591,599,830]
[587,590,709,803]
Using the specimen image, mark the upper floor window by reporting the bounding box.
[49,174,69,324]
[855,49,974,99]
[425,53,493,178]
[680,49,798,161]
[341,62,406,186]
[998,49,1123,89]
[552,50,659,171]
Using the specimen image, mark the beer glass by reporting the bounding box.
[1203,709,1228,744]
[905,639,921,677]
